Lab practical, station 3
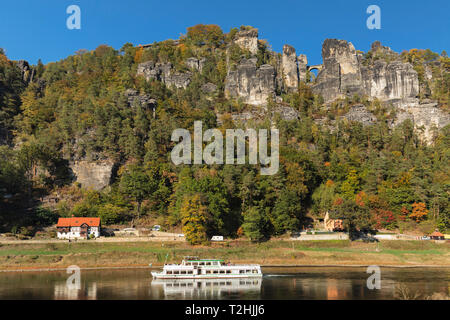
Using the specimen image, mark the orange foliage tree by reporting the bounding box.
[410,202,428,222]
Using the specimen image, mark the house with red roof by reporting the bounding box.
[56,217,101,239]
[429,231,445,240]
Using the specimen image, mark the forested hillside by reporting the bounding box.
[0,25,449,243]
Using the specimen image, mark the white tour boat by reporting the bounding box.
[151,256,263,279]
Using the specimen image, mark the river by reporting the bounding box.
[0,267,448,300]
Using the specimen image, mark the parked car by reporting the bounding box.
[291,231,301,238]
[152,225,161,231]
[421,236,431,240]
[211,235,224,241]
[359,233,378,242]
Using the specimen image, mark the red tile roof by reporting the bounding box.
[430,231,444,237]
[57,217,100,227]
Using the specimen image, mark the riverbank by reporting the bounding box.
[0,240,448,272]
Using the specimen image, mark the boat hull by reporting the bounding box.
[151,272,262,279]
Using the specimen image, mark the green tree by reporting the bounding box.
[242,206,270,242]
[119,164,158,221]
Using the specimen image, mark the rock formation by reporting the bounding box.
[298,54,308,82]
[361,60,419,103]
[233,27,259,55]
[186,57,206,72]
[70,160,115,191]
[137,61,191,89]
[123,89,156,110]
[224,58,276,105]
[394,101,450,143]
[342,104,377,126]
[313,39,364,102]
[312,39,419,104]
[282,45,299,91]
[16,60,34,84]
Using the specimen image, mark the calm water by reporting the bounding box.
[0,267,448,300]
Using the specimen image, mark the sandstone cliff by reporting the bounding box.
[70,160,115,191]
[224,58,276,105]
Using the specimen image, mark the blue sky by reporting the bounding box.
[0,0,448,65]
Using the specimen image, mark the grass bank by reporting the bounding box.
[0,240,448,271]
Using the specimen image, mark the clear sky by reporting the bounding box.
[0,0,448,66]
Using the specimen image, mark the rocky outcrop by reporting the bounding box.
[123,89,156,110]
[298,54,308,82]
[394,101,450,143]
[186,57,206,72]
[282,45,299,91]
[16,60,34,84]
[229,105,300,124]
[234,27,259,55]
[313,39,364,102]
[201,82,217,94]
[312,39,419,104]
[224,58,276,105]
[137,61,191,89]
[342,104,377,126]
[70,160,115,191]
[361,60,419,103]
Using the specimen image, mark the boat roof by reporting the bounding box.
[184,258,224,262]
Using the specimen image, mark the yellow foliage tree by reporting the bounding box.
[181,194,210,245]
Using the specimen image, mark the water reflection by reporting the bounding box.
[151,278,262,299]
[54,282,97,300]
[0,267,448,300]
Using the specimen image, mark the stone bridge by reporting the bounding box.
[307,65,323,72]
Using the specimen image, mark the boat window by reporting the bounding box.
[252,270,257,273]
[166,271,172,274]
[187,270,193,274]
[206,262,211,266]
[219,270,225,274]
[213,270,218,274]
[181,270,187,274]
[199,262,205,266]
[174,271,179,274]
[239,270,244,274]
[226,270,231,274]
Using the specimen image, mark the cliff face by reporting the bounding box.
[281,45,299,92]
[233,27,259,55]
[224,58,276,105]
[312,39,419,104]
[361,60,419,102]
[313,39,364,102]
[70,160,115,191]
[133,31,448,146]
[137,61,191,89]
